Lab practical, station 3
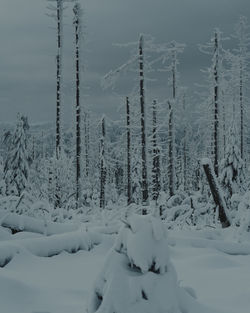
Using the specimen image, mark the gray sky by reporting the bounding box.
[0,0,249,124]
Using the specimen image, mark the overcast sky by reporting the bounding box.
[0,0,249,124]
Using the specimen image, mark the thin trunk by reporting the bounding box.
[168,100,174,197]
[240,62,244,160]
[74,4,81,209]
[84,111,90,177]
[56,0,62,159]
[100,117,106,209]
[139,35,149,213]
[221,90,226,159]
[182,95,188,192]
[54,0,63,209]
[213,31,219,176]
[168,42,176,196]
[126,97,132,206]
[152,100,161,204]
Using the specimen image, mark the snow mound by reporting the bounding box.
[115,214,169,274]
[88,214,221,313]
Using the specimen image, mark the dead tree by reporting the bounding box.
[47,0,65,158]
[152,100,161,204]
[213,30,219,176]
[126,97,132,206]
[100,116,106,209]
[84,111,90,177]
[73,3,82,209]
[168,100,174,197]
[47,0,69,208]
[139,35,149,213]
[202,158,231,228]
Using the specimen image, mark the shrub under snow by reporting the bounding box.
[88,213,218,313]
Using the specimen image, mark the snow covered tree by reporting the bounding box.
[47,0,65,158]
[45,152,75,211]
[213,30,220,176]
[139,35,149,212]
[161,41,185,196]
[199,29,226,177]
[88,213,214,313]
[100,116,106,209]
[232,16,250,160]
[4,114,29,196]
[151,100,161,203]
[220,121,245,200]
[126,96,132,205]
[73,2,83,208]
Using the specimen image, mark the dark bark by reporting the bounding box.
[139,35,149,213]
[240,63,244,160]
[152,100,161,204]
[100,117,106,209]
[73,4,81,209]
[168,100,174,197]
[213,31,219,176]
[182,94,188,192]
[126,97,132,205]
[84,111,90,177]
[202,160,231,228]
[56,0,62,159]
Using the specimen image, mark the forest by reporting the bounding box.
[0,1,250,313]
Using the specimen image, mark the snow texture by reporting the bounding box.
[88,214,221,313]
[0,228,101,267]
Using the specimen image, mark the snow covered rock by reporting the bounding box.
[87,214,219,313]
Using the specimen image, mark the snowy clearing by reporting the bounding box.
[0,225,249,313]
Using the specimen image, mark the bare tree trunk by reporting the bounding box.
[73,3,81,209]
[182,93,188,192]
[202,159,231,228]
[152,100,161,204]
[84,111,90,177]
[213,31,219,176]
[54,0,63,209]
[221,90,226,159]
[168,100,174,197]
[167,42,177,197]
[100,116,106,209]
[240,63,244,160]
[139,35,149,213]
[56,0,62,160]
[126,97,132,206]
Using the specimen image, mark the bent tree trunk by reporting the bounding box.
[202,158,230,228]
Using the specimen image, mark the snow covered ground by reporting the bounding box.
[0,226,249,313]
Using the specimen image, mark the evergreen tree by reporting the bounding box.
[4,114,29,196]
[220,121,245,200]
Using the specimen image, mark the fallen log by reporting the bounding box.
[0,229,101,267]
[0,212,79,235]
[202,158,231,228]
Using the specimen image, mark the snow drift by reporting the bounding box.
[88,213,223,313]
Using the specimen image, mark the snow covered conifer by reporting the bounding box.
[220,120,245,200]
[88,213,216,313]
[4,113,29,196]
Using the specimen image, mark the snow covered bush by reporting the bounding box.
[4,114,29,196]
[87,213,212,313]
[237,191,250,232]
[220,121,245,202]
